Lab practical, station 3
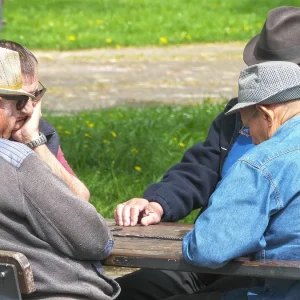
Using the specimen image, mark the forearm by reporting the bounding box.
[33,144,90,200]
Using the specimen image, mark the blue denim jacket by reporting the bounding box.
[182,116,300,299]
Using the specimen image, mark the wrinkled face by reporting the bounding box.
[0,73,38,138]
[240,107,269,145]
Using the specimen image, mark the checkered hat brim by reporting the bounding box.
[226,61,300,115]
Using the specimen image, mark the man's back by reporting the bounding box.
[0,139,120,299]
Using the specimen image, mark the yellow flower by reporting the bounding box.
[159,37,168,44]
[119,113,124,118]
[173,137,178,141]
[64,130,71,135]
[103,139,109,144]
[85,133,91,138]
[243,25,251,31]
[131,148,138,154]
[106,38,113,44]
[179,142,185,147]
[135,166,142,172]
[257,22,263,28]
[111,131,117,138]
[88,123,95,128]
[186,34,192,40]
[115,44,121,50]
[96,20,102,25]
[85,120,90,125]
[57,125,63,130]
[68,35,76,41]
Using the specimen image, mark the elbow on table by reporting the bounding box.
[183,242,230,270]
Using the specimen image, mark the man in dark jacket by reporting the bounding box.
[114,6,300,300]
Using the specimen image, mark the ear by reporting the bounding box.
[256,105,274,126]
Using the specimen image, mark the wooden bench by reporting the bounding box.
[103,219,300,280]
[0,250,35,299]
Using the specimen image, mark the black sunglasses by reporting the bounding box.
[0,81,47,111]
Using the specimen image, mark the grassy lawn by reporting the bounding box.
[2,0,299,49]
[45,101,225,223]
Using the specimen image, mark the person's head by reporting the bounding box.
[0,48,36,138]
[0,40,46,131]
[243,6,300,66]
[226,61,300,145]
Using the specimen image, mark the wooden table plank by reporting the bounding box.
[104,219,300,280]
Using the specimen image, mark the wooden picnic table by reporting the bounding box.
[104,219,300,280]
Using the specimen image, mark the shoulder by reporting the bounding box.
[0,139,34,168]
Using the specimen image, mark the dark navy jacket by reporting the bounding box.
[39,118,60,156]
[144,98,241,221]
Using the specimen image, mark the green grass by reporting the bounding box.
[2,0,299,49]
[45,101,225,223]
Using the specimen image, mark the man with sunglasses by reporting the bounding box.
[0,40,90,200]
[0,47,120,299]
[115,6,300,300]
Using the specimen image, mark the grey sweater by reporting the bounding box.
[0,139,120,299]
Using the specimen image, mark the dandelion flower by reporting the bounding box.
[135,166,142,172]
[173,137,178,141]
[186,34,192,40]
[131,148,138,154]
[88,123,95,128]
[111,131,117,138]
[159,37,168,45]
[96,20,102,25]
[68,35,76,41]
[106,38,113,44]
[179,142,185,147]
[64,130,71,135]
[85,133,91,137]
[115,44,121,50]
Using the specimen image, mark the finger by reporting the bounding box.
[130,207,141,226]
[122,204,132,226]
[141,212,161,226]
[114,203,125,226]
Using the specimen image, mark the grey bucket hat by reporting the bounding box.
[225,61,300,115]
[243,6,300,66]
[0,48,35,98]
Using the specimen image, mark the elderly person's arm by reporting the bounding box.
[19,153,111,260]
[114,98,239,226]
[182,159,275,269]
[11,101,90,201]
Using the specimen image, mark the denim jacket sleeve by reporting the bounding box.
[182,159,278,269]
[143,99,238,222]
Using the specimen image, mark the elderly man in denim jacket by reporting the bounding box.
[182,61,300,300]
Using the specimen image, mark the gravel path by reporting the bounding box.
[36,42,246,113]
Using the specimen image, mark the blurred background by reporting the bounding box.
[1,0,298,221]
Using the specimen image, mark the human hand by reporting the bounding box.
[11,100,42,144]
[114,198,164,226]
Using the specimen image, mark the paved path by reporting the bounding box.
[36,43,246,113]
